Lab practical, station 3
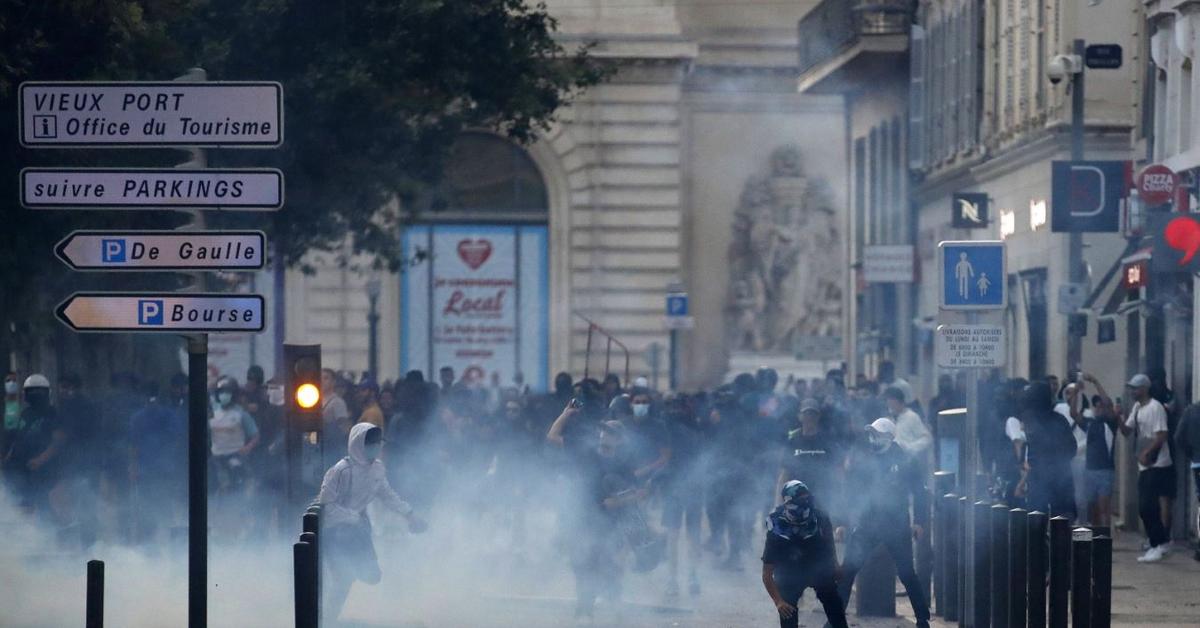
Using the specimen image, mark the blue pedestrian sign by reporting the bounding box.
[939,241,1006,310]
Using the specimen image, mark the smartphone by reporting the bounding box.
[570,397,584,409]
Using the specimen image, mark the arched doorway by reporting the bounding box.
[401,133,551,389]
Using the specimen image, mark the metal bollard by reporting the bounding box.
[990,504,1009,628]
[86,559,104,628]
[1048,516,1070,628]
[1091,535,1112,628]
[1071,527,1092,628]
[293,541,316,628]
[1008,508,1028,628]
[958,496,968,627]
[1027,511,1048,628]
[973,501,991,628]
[942,493,961,620]
[933,471,956,616]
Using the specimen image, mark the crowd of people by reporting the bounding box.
[2,358,1199,625]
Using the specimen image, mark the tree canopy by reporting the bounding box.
[0,0,605,371]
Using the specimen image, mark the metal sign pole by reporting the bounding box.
[1067,38,1086,376]
[187,333,208,628]
[963,312,979,626]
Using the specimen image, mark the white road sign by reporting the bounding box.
[935,324,1007,368]
[55,231,265,271]
[19,82,282,147]
[22,168,283,209]
[56,293,265,333]
[863,245,915,283]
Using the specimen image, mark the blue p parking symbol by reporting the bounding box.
[102,239,127,263]
[138,300,164,325]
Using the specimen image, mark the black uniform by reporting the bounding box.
[762,507,848,628]
[836,441,930,623]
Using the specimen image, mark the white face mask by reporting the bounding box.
[632,403,650,418]
[364,442,382,462]
[869,432,892,452]
[4,381,17,395]
[217,392,234,406]
[267,384,284,407]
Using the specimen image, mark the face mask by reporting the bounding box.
[869,432,891,452]
[25,390,49,409]
[217,392,234,406]
[5,382,17,395]
[632,403,650,418]
[267,385,284,407]
[363,442,382,462]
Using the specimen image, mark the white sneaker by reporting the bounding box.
[1137,546,1165,563]
[1157,543,1172,555]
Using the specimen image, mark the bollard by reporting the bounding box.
[1091,535,1112,628]
[1008,508,1028,628]
[300,530,319,627]
[1071,527,1092,628]
[942,493,961,620]
[305,506,322,624]
[1048,517,1070,628]
[303,512,319,535]
[958,496,968,627]
[973,501,991,628]
[990,503,1009,628]
[293,541,316,628]
[86,559,104,628]
[1027,511,1048,628]
[933,471,956,615]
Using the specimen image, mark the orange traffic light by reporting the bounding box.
[296,383,320,409]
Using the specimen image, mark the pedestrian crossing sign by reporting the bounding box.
[939,241,1006,310]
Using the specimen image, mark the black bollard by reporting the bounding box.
[294,541,316,628]
[933,471,956,615]
[1048,516,1070,628]
[303,512,319,535]
[973,501,991,628]
[1071,527,1092,628]
[1091,535,1112,628]
[942,493,960,620]
[1008,508,1028,628]
[86,559,104,628]
[958,496,968,627]
[1027,511,1048,628]
[990,503,1009,628]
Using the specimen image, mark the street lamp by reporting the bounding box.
[366,270,381,380]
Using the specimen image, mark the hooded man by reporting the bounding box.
[834,418,930,628]
[761,480,847,628]
[316,422,426,619]
[1021,381,1077,520]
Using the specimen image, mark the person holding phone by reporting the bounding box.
[1121,374,1174,563]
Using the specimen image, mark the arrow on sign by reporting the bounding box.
[55,231,266,271]
[55,292,265,333]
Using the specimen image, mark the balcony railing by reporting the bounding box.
[798,0,915,76]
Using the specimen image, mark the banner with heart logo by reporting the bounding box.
[402,225,549,390]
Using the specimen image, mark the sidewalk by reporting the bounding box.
[900,531,1200,628]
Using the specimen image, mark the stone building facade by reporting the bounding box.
[280,1,848,389]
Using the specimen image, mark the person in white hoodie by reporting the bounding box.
[315,422,425,619]
[883,386,932,458]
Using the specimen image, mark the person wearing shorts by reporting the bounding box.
[1080,375,1118,527]
[1122,374,1175,563]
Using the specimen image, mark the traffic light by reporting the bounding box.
[283,343,322,432]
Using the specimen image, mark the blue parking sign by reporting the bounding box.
[939,241,1006,310]
[666,292,688,317]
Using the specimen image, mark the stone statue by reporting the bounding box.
[728,146,842,353]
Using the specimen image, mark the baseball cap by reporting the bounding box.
[867,417,896,435]
[799,398,821,414]
[1127,374,1151,388]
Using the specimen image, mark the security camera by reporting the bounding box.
[1047,54,1082,85]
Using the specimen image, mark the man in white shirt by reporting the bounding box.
[884,386,931,458]
[1120,374,1175,562]
[1053,382,1091,524]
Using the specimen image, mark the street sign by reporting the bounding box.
[1084,44,1123,69]
[1150,212,1200,274]
[1051,160,1129,232]
[863,244,915,283]
[21,168,284,210]
[939,240,1006,310]
[55,231,265,271]
[1135,164,1178,207]
[666,292,689,317]
[55,292,265,333]
[19,82,282,147]
[936,324,1006,368]
[952,193,989,229]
